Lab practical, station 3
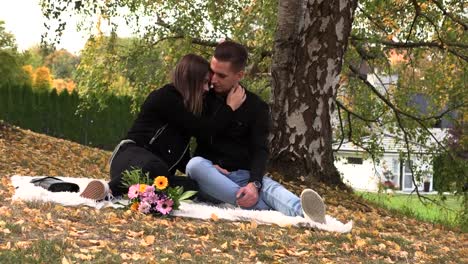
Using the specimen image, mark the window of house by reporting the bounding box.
[392,159,399,177]
[347,157,363,164]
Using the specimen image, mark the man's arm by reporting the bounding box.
[236,100,270,207]
[247,101,271,184]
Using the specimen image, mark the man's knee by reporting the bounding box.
[186,156,210,178]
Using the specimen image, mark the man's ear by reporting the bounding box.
[236,70,245,81]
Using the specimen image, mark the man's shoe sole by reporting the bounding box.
[300,189,326,224]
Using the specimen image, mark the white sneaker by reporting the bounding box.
[80,180,109,201]
[300,189,326,224]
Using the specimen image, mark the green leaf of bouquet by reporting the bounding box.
[178,190,197,201]
[122,167,152,187]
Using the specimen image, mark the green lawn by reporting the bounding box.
[357,192,465,230]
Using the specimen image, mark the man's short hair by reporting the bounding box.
[214,41,248,72]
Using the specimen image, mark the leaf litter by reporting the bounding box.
[0,121,466,263]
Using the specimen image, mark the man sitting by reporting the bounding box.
[186,41,327,223]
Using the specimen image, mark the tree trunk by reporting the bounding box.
[270,0,357,185]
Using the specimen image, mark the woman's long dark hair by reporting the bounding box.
[172,54,210,115]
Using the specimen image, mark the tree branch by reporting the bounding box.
[356,5,391,35]
[351,37,468,49]
[406,0,420,44]
[334,104,346,152]
[336,100,383,123]
[393,109,430,204]
[348,64,453,153]
[430,0,468,30]
[347,111,353,142]
[151,34,219,47]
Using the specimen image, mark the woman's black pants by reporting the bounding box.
[109,143,198,196]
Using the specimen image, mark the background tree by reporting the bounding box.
[44,48,79,79]
[0,20,25,87]
[21,65,34,87]
[23,45,46,69]
[74,30,167,111]
[33,66,53,92]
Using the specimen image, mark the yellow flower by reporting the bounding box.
[130,202,139,212]
[139,184,147,193]
[154,176,168,190]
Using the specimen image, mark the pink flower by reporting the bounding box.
[156,199,174,215]
[140,185,158,203]
[128,184,140,199]
[143,185,155,196]
[138,201,151,214]
[141,192,159,205]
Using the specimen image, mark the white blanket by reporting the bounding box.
[10,175,352,233]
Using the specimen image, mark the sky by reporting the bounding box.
[0,0,131,54]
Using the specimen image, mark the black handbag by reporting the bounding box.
[30,176,80,193]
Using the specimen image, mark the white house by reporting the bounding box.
[332,58,455,192]
[333,129,447,192]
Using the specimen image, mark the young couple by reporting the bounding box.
[81,41,327,224]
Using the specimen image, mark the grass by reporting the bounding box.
[358,191,465,230]
[0,239,66,263]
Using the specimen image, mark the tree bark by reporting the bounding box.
[270,0,358,185]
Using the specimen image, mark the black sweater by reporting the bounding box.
[194,88,270,183]
[126,84,234,173]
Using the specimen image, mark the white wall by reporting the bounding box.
[335,153,380,192]
[335,152,434,192]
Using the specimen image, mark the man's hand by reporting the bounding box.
[236,183,259,208]
[213,164,229,175]
[226,84,246,111]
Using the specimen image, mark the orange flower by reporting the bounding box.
[139,184,147,193]
[130,202,140,212]
[154,176,168,190]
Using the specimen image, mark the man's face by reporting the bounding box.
[210,57,244,95]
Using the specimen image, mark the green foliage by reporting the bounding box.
[433,148,467,196]
[23,45,47,69]
[40,0,277,110]
[334,1,467,206]
[33,66,53,91]
[74,34,168,112]
[0,20,16,49]
[44,48,79,79]
[0,20,27,88]
[121,168,152,187]
[0,83,135,150]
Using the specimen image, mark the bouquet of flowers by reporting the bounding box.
[121,168,197,215]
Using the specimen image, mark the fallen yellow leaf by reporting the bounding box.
[61,256,71,264]
[221,242,228,250]
[211,213,219,221]
[355,239,367,248]
[250,220,258,229]
[145,235,155,245]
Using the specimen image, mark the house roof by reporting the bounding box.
[333,128,447,154]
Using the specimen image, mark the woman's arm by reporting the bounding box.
[148,85,236,140]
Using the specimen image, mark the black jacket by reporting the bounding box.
[126,84,234,173]
[194,88,270,183]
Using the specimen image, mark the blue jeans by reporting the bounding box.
[186,156,303,217]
